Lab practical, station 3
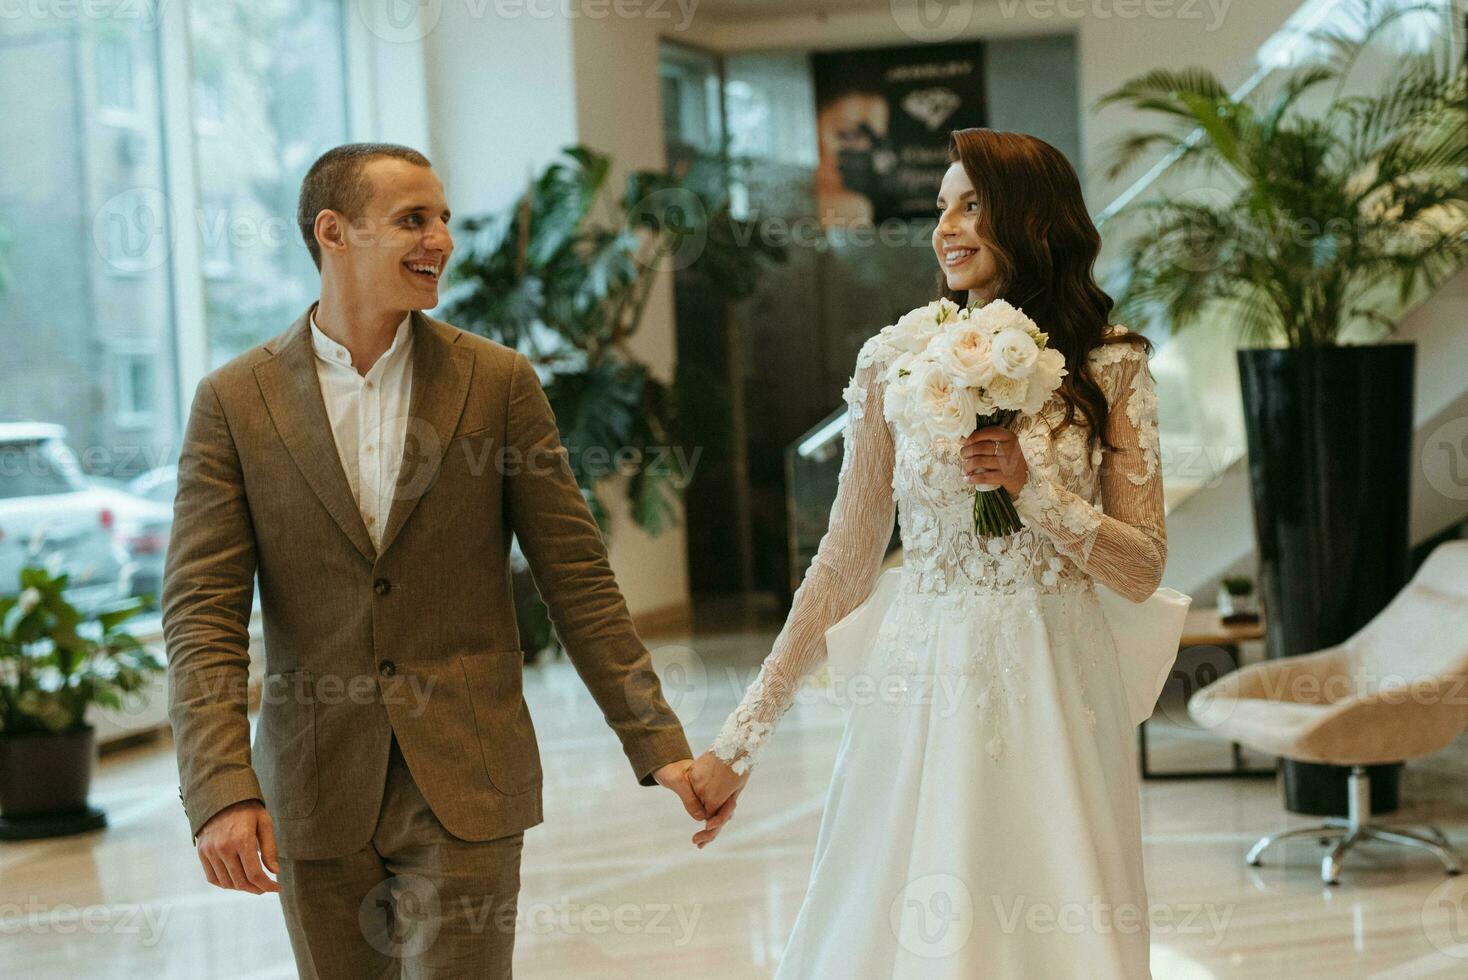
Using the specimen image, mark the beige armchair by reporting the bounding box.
[1188,540,1468,885]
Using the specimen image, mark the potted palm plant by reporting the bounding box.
[0,566,161,839]
[1100,0,1467,815]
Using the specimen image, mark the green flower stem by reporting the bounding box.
[971,408,1024,537]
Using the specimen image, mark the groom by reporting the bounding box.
[163,143,714,977]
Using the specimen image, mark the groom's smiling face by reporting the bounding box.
[336,157,454,311]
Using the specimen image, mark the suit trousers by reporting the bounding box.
[278,733,525,979]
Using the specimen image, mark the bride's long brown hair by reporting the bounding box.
[938,128,1151,453]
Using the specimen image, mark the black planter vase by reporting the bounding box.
[1237,344,1416,817]
[0,725,108,839]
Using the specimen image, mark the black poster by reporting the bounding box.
[812,41,988,229]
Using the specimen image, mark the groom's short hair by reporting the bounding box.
[297,143,432,270]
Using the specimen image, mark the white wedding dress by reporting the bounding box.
[711,320,1167,979]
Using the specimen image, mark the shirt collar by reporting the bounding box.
[309,308,413,371]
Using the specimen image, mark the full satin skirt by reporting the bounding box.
[774,581,1152,979]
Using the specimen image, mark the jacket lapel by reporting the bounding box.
[253,305,474,565]
[376,310,474,558]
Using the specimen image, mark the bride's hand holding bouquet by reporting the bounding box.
[881,297,1066,536]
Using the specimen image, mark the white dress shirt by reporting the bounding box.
[309,309,415,551]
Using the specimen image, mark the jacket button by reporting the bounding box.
[379,661,397,677]
[374,578,391,595]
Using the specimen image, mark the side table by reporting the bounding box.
[1138,607,1276,780]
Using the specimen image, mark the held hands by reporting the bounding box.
[961,425,1028,496]
[195,799,280,894]
[654,754,748,847]
[652,758,707,822]
[197,762,742,887]
[688,751,750,848]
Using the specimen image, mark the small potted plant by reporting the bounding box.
[0,566,162,839]
[1217,575,1259,624]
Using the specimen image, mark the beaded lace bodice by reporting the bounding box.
[709,320,1167,775]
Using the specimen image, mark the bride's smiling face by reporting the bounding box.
[932,161,1000,306]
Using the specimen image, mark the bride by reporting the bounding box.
[687,127,1166,979]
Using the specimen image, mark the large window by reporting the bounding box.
[0,2,350,482]
[0,15,177,477]
[187,0,349,367]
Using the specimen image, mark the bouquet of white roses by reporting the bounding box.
[881,297,1067,536]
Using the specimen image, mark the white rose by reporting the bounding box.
[990,327,1040,380]
[970,388,1002,417]
[986,372,1029,412]
[883,361,922,432]
[915,363,979,441]
[938,322,996,389]
[1037,346,1067,385]
[887,347,923,379]
[1021,347,1068,413]
[889,321,934,355]
[888,300,951,353]
[894,304,932,330]
[883,353,924,432]
[1021,380,1053,415]
[972,298,1024,332]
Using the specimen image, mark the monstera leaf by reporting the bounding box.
[444,145,764,536]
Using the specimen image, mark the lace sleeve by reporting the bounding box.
[1011,342,1167,603]
[709,339,897,775]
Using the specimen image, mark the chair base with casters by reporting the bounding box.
[1245,765,1463,885]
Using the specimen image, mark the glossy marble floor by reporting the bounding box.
[5,614,1468,979]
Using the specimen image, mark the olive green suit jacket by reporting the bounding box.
[162,303,691,860]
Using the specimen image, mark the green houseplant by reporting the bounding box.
[443,146,785,656]
[1099,0,1467,816]
[443,146,690,659]
[0,566,162,838]
[1102,0,1466,347]
[1217,574,1258,622]
[443,146,699,535]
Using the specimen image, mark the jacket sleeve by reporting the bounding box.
[162,376,263,841]
[503,352,692,785]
